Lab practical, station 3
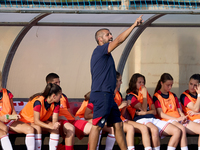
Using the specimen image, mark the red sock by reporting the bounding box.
[65,145,74,150]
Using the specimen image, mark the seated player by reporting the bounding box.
[115,72,152,150]
[46,73,93,150]
[126,73,181,150]
[75,91,91,120]
[154,73,200,150]
[19,83,62,150]
[0,71,35,150]
[180,74,200,123]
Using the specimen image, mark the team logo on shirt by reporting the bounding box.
[169,104,172,109]
[101,118,105,124]
[60,104,63,108]
[0,106,2,111]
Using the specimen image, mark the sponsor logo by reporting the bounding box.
[169,104,172,109]
[101,118,105,124]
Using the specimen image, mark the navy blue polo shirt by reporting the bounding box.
[90,43,116,94]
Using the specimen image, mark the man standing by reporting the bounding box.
[89,15,143,150]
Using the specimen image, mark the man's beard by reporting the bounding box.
[103,38,113,44]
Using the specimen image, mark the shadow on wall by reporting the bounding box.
[178,29,200,95]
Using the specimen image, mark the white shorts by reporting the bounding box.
[136,118,169,138]
[167,119,189,127]
[5,120,15,133]
[123,119,128,122]
[193,119,200,124]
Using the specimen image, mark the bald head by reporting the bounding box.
[95,28,110,44]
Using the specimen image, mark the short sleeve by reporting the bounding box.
[153,96,161,108]
[180,93,191,107]
[130,96,140,108]
[33,100,42,112]
[54,101,60,113]
[87,103,94,110]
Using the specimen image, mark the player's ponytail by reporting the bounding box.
[154,73,173,94]
[29,83,62,101]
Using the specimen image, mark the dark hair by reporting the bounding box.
[116,71,121,79]
[154,73,173,94]
[84,91,91,101]
[95,28,109,44]
[126,73,145,95]
[29,83,62,101]
[46,73,59,83]
[189,74,200,83]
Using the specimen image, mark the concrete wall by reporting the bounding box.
[0,27,22,71]
[1,24,200,99]
[120,27,200,98]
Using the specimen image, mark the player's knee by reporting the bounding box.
[150,126,159,136]
[179,125,186,134]
[0,130,7,137]
[128,125,134,134]
[64,122,75,131]
[93,125,102,131]
[114,122,123,129]
[64,123,75,136]
[26,125,35,134]
[33,125,42,134]
[140,124,148,134]
[1,125,8,133]
[124,124,134,134]
[108,127,115,135]
[173,127,181,138]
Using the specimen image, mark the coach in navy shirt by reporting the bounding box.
[89,16,143,150]
[91,42,116,93]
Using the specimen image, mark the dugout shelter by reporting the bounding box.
[1,2,200,101]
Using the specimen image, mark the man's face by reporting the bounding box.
[101,30,113,44]
[50,78,60,86]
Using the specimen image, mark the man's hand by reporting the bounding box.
[134,15,143,27]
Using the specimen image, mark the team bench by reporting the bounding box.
[3,100,199,150]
